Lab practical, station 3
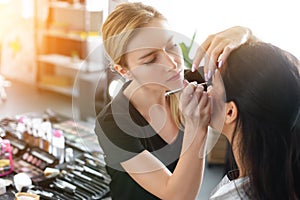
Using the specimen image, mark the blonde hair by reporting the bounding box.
[102,2,182,128]
[102,2,165,67]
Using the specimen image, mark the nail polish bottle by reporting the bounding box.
[26,121,34,146]
[32,118,42,147]
[21,117,30,143]
[16,116,26,140]
[52,130,65,164]
[41,122,52,153]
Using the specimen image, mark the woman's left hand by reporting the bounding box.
[192,26,253,81]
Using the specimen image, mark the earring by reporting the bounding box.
[124,71,131,79]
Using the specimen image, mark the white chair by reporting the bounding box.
[0,75,11,102]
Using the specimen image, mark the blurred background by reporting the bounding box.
[0,0,299,199]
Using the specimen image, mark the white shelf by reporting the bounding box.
[41,29,101,42]
[36,0,105,98]
[38,83,79,97]
[49,1,103,12]
[38,54,103,72]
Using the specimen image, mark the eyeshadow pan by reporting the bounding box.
[27,155,33,163]
[39,161,47,170]
[36,159,42,168]
[12,147,18,155]
[21,167,30,172]
[22,152,29,160]
[32,157,38,165]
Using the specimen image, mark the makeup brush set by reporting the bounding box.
[20,152,111,200]
[0,116,112,200]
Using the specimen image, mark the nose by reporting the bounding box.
[159,49,177,69]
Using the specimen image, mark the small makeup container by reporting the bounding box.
[13,172,32,192]
[16,116,26,140]
[16,116,29,142]
[0,139,13,176]
[0,178,6,195]
[51,130,65,164]
[15,192,40,200]
[41,122,52,153]
[27,128,34,146]
[65,147,74,163]
[31,118,42,148]
[23,118,33,144]
[23,130,29,144]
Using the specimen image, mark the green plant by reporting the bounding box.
[179,31,197,69]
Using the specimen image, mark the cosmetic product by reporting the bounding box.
[51,130,65,164]
[14,172,32,192]
[13,147,58,178]
[27,129,34,147]
[41,122,52,153]
[0,139,13,176]
[44,167,60,177]
[65,147,73,163]
[22,117,32,144]
[43,152,111,199]
[23,126,29,144]
[33,129,40,148]
[15,192,40,200]
[165,82,208,97]
[16,117,26,140]
[0,178,6,195]
[32,119,42,148]
[25,187,56,200]
[3,134,27,157]
[53,120,103,153]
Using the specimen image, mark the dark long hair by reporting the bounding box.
[221,42,300,199]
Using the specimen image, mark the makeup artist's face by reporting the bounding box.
[124,19,184,92]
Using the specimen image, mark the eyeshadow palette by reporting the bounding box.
[13,147,58,178]
[3,134,27,157]
[53,120,102,153]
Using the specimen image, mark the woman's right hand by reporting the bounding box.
[192,26,253,81]
[179,81,211,132]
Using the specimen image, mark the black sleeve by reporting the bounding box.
[95,111,145,170]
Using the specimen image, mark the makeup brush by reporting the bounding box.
[165,82,208,97]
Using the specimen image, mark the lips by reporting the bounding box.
[167,70,182,82]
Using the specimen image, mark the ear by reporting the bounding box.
[225,101,238,125]
[114,64,126,75]
[114,65,132,79]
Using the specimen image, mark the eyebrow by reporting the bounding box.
[138,36,174,60]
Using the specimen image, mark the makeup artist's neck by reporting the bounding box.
[124,81,167,108]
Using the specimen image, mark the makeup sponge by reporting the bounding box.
[13,173,32,192]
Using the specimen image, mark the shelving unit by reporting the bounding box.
[207,134,228,167]
[36,0,105,97]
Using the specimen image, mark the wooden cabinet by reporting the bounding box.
[36,0,105,97]
[207,134,228,166]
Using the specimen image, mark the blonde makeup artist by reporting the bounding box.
[95,2,256,199]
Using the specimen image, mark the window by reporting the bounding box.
[129,0,300,58]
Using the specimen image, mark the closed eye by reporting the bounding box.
[143,56,157,64]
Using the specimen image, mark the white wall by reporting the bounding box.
[129,0,300,58]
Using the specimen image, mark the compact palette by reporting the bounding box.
[53,120,101,152]
[13,147,58,178]
[4,134,27,157]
